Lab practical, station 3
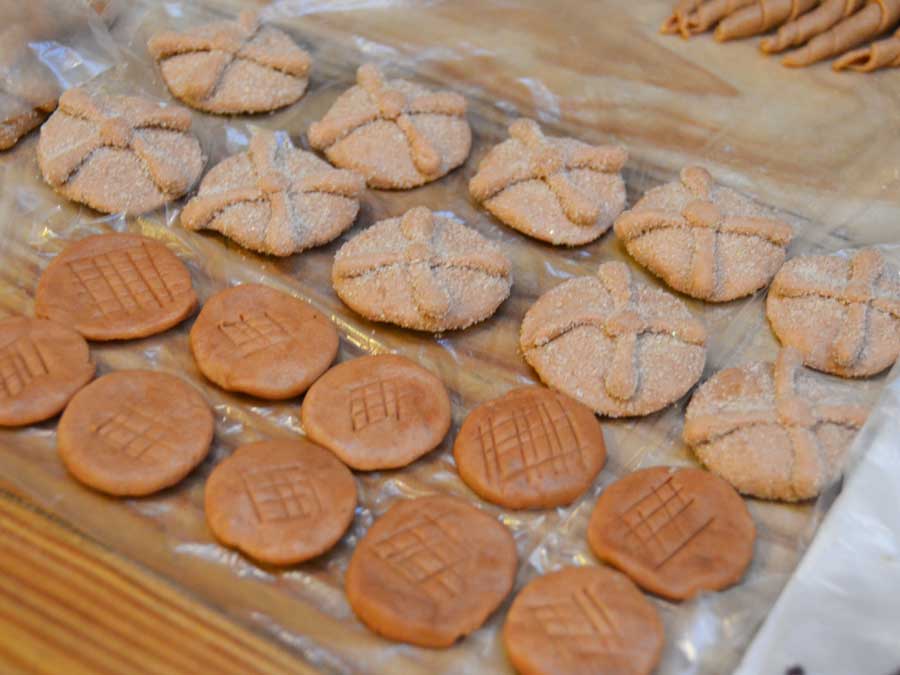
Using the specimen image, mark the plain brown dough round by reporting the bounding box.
[300,354,452,471]
[0,317,94,427]
[587,466,755,601]
[453,386,606,509]
[503,566,665,675]
[205,439,357,565]
[190,283,338,399]
[345,495,517,647]
[35,233,198,341]
[58,370,214,496]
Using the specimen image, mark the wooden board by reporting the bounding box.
[0,1,897,672]
[0,494,308,675]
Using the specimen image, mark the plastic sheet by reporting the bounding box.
[737,354,900,674]
[0,2,120,138]
[0,1,897,673]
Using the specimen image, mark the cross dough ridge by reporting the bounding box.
[469,118,627,226]
[181,130,365,244]
[332,207,511,321]
[148,10,311,104]
[684,348,869,496]
[615,166,793,298]
[477,392,586,487]
[308,64,467,177]
[523,261,707,402]
[771,248,900,368]
[44,88,195,196]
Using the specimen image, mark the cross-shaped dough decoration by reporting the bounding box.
[522,262,707,401]
[332,207,510,321]
[469,119,627,226]
[615,167,793,298]
[308,64,467,177]
[148,10,311,103]
[684,348,868,498]
[771,248,900,368]
[42,88,195,195]
[181,130,365,240]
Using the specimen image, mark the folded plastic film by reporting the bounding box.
[0,2,120,124]
[0,2,898,674]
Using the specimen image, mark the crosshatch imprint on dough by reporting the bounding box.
[0,336,50,398]
[477,395,586,487]
[618,476,715,570]
[371,510,469,603]
[94,406,177,462]
[215,311,294,360]
[528,583,622,658]
[241,464,322,523]
[66,243,180,319]
[348,377,415,432]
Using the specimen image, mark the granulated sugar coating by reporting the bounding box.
[332,206,511,332]
[148,10,311,115]
[684,347,870,501]
[614,166,793,302]
[470,118,628,246]
[181,130,364,256]
[767,248,900,377]
[308,64,471,189]
[37,88,204,214]
[520,261,707,417]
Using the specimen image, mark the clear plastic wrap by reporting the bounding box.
[0,1,898,673]
[0,1,120,142]
[737,357,900,674]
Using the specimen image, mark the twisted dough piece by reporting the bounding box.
[715,0,819,40]
[760,0,865,52]
[833,25,900,67]
[675,0,758,36]
[661,0,706,36]
[781,0,900,65]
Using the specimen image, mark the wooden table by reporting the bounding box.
[1,1,898,673]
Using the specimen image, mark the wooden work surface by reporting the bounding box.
[1,1,898,673]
